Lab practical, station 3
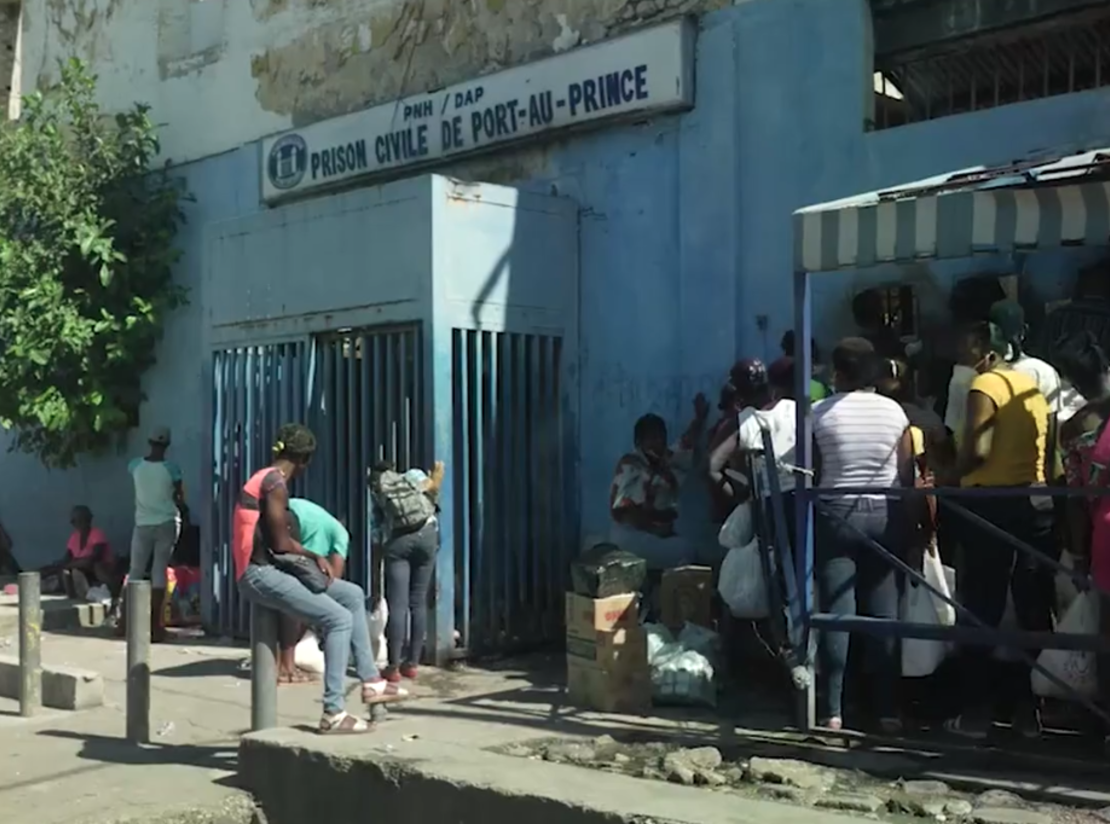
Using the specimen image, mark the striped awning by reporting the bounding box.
[793,146,1110,273]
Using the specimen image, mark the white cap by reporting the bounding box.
[149,426,171,446]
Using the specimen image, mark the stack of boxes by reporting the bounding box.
[565,591,651,713]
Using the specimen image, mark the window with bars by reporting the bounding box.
[872,7,1110,130]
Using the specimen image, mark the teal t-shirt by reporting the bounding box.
[287,498,349,559]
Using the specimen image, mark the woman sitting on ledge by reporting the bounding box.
[233,423,407,735]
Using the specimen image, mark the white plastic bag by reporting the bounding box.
[293,631,325,674]
[718,501,754,550]
[368,599,389,668]
[651,647,716,707]
[717,537,769,618]
[900,550,956,677]
[1031,591,1098,700]
[85,584,111,604]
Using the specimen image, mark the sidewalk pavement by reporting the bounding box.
[0,628,746,824]
[3,625,1110,824]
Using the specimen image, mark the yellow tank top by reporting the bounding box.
[961,369,1047,488]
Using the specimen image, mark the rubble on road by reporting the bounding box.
[498,737,1108,823]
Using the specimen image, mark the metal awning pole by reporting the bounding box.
[792,267,816,732]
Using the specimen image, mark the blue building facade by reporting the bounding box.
[9,0,1110,652]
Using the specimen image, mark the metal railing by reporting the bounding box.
[747,431,1110,731]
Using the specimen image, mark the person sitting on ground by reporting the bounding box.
[369,460,445,682]
[274,498,352,686]
[610,394,709,570]
[233,423,406,735]
[42,506,124,607]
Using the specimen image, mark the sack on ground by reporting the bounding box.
[718,501,754,550]
[378,470,436,531]
[1031,590,1098,700]
[717,536,770,619]
[900,548,955,678]
[294,631,326,674]
[368,598,389,668]
[646,622,717,708]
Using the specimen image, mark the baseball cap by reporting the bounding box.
[988,299,1025,340]
[148,426,171,445]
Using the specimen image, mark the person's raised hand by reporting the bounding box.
[693,392,709,422]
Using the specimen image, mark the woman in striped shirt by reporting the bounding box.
[812,337,917,732]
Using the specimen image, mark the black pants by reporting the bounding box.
[816,497,904,721]
[950,491,1055,715]
[384,520,438,667]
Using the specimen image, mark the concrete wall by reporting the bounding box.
[19,0,728,166]
[8,0,1110,572]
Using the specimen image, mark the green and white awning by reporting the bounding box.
[794,147,1110,273]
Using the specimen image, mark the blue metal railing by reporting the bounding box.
[746,427,1110,731]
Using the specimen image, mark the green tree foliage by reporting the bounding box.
[0,59,189,467]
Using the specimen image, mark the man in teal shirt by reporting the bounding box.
[288,498,350,578]
[277,498,350,685]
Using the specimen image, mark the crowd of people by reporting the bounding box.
[606,294,1110,740]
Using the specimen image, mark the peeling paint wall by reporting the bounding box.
[20,0,730,165]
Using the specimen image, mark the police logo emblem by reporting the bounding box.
[267,134,307,191]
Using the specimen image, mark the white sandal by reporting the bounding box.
[319,710,372,735]
[362,679,409,705]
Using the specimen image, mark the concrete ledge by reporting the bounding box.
[239,729,854,824]
[0,654,104,710]
[0,597,107,635]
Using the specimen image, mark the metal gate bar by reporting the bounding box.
[451,329,567,655]
[303,326,424,599]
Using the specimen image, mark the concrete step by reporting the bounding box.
[0,594,107,636]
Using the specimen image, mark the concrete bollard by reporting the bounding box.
[250,603,278,732]
[18,572,41,717]
[125,580,151,744]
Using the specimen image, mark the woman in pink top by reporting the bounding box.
[1055,333,1110,745]
[43,506,123,606]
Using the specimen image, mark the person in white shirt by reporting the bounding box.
[708,357,798,548]
[812,338,917,734]
[123,426,184,642]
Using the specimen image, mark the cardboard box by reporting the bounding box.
[564,592,639,640]
[566,627,648,672]
[566,655,651,714]
[659,565,714,631]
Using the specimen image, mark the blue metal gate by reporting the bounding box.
[207,326,424,636]
[208,323,571,656]
[209,341,310,637]
[450,328,570,656]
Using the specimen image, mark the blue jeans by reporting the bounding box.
[816,497,903,721]
[239,564,379,714]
